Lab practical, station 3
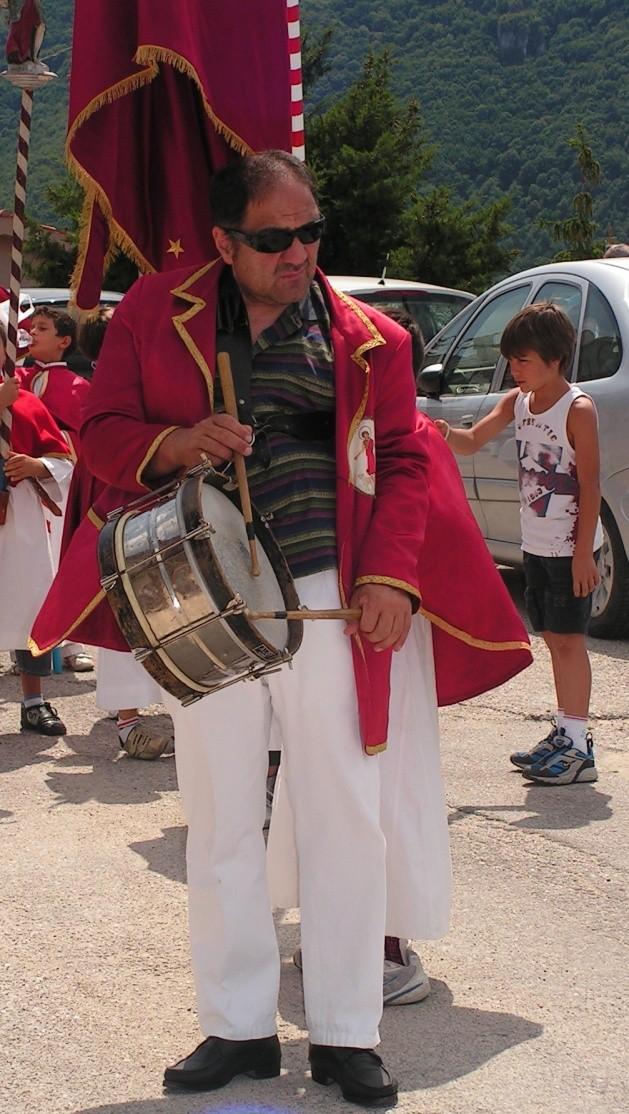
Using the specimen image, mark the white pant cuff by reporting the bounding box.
[307,1028,380,1048]
[200,1021,278,1041]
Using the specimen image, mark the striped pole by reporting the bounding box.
[286,0,305,160]
[0,63,57,520]
[4,85,33,380]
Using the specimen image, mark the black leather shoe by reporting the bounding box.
[163,1034,280,1091]
[20,701,66,736]
[309,1044,398,1107]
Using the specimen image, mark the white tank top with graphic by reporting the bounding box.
[514,384,603,557]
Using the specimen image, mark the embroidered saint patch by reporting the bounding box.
[349,419,376,495]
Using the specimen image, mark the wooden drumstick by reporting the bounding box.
[246,607,362,621]
[216,351,260,576]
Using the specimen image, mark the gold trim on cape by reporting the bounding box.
[354,575,422,603]
[135,425,181,487]
[419,606,532,653]
[170,261,219,406]
[28,588,107,656]
[333,289,386,468]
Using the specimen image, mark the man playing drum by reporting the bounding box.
[31,151,447,1107]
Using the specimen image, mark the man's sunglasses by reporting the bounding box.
[223,217,325,254]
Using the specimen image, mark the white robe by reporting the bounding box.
[0,457,73,649]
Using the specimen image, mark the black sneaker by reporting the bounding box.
[20,701,66,736]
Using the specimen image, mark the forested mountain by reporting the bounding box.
[0,0,627,270]
[304,0,629,265]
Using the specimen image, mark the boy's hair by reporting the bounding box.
[0,321,6,348]
[78,306,114,362]
[500,302,575,374]
[380,306,425,384]
[32,305,77,350]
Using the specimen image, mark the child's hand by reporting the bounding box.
[0,378,19,408]
[3,452,48,483]
[572,552,601,598]
[434,419,450,441]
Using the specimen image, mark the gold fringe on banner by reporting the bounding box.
[66,46,253,308]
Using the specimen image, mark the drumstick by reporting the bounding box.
[216,351,260,577]
[246,608,362,621]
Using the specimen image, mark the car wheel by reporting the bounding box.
[589,504,629,639]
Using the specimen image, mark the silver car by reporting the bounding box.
[418,258,629,638]
[329,275,474,341]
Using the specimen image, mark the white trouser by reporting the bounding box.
[164,569,386,1046]
[267,608,451,940]
[96,647,163,712]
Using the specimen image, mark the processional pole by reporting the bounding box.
[0,0,56,522]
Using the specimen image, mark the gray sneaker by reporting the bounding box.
[522,732,598,785]
[510,722,565,769]
[293,943,431,1006]
[383,942,431,1006]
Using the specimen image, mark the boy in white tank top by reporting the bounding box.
[436,302,601,785]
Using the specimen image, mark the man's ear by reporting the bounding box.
[212,226,236,264]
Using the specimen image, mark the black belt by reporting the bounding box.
[257,411,334,441]
[253,411,334,469]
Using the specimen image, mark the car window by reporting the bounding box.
[441,284,531,396]
[422,299,479,369]
[577,284,622,382]
[358,292,471,341]
[533,280,583,326]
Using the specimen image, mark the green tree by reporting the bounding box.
[301,25,334,92]
[540,123,605,261]
[307,50,433,275]
[389,187,517,293]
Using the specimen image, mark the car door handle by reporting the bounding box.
[460,415,475,428]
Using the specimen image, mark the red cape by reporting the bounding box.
[18,363,91,458]
[31,265,531,748]
[6,389,70,463]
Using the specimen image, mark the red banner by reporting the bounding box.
[67,1,297,310]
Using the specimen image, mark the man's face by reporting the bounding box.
[28,315,70,362]
[212,177,321,310]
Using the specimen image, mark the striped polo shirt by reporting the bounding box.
[217,281,338,579]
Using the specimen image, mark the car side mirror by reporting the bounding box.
[418,363,443,398]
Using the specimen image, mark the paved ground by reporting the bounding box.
[1,569,628,1114]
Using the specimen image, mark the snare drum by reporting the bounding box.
[98,469,303,704]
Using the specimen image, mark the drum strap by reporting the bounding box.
[215,269,334,467]
[216,268,255,429]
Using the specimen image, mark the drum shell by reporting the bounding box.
[98,472,302,704]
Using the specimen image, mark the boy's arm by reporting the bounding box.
[568,396,602,597]
[435,388,519,455]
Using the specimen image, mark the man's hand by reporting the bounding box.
[150,413,253,477]
[0,377,20,408]
[572,552,600,598]
[344,582,413,652]
[4,451,48,482]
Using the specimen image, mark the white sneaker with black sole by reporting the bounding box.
[383,941,431,1006]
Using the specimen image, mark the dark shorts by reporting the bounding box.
[14,649,52,677]
[523,552,595,635]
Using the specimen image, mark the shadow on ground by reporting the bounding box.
[451,782,613,832]
[128,824,187,884]
[73,978,542,1111]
